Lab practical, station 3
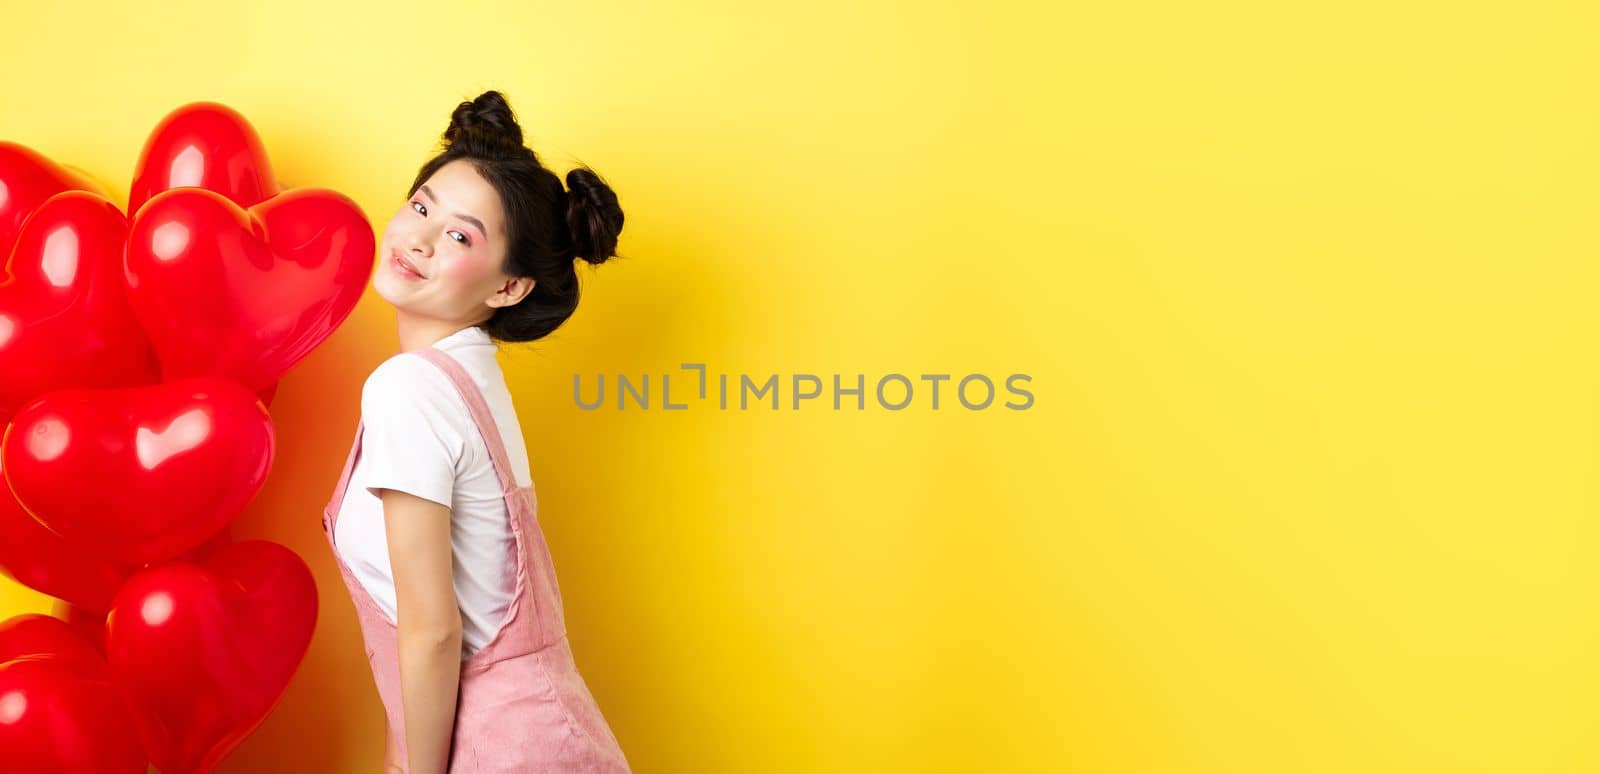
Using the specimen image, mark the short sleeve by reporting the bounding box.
[357,354,467,509]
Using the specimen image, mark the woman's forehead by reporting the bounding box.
[420,160,504,236]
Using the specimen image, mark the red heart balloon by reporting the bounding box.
[0,142,103,260]
[128,101,279,215]
[0,475,134,613]
[106,540,317,773]
[0,190,158,424]
[1,377,275,565]
[0,614,146,773]
[124,187,374,392]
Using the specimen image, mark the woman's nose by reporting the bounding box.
[403,228,432,257]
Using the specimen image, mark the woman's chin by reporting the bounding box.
[372,278,413,309]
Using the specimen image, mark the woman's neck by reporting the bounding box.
[395,311,479,353]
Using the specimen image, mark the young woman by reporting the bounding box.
[321,90,630,773]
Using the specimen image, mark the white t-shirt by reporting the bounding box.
[334,325,532,657]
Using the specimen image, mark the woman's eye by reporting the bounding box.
[410,201,427,216]
[449,231,470,245]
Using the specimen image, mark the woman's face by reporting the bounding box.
[374,158,534,323]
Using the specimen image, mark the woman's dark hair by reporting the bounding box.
[408,90,624,343]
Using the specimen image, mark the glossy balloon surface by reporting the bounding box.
[106,541,317,773]
[0,480,134,613]
[2,377,275,564]
[124,186,373,392]
[0,614,146,773]
[128,101,279,214]
[0,142,103,259]
[0,190,157,424]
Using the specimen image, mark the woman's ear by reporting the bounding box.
[488,276,535,308]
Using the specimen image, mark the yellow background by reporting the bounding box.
[1,0,1597,772]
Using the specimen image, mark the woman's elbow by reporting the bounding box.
[398,615,463,649]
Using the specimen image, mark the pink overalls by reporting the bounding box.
[322,346,631,772]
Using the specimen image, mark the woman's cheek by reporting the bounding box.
[440,249,488,282]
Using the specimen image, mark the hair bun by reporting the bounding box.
[566,167,624,266]
[444,90,524,152]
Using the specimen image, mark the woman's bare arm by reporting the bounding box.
[383,722,404,772]
[379,487,463,774]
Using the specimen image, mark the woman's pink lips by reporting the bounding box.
[390,249,425,279]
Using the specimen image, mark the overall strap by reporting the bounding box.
[407,347,566,655]
[325,419,365,521]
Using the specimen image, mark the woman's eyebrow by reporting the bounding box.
[419,184,489,238]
